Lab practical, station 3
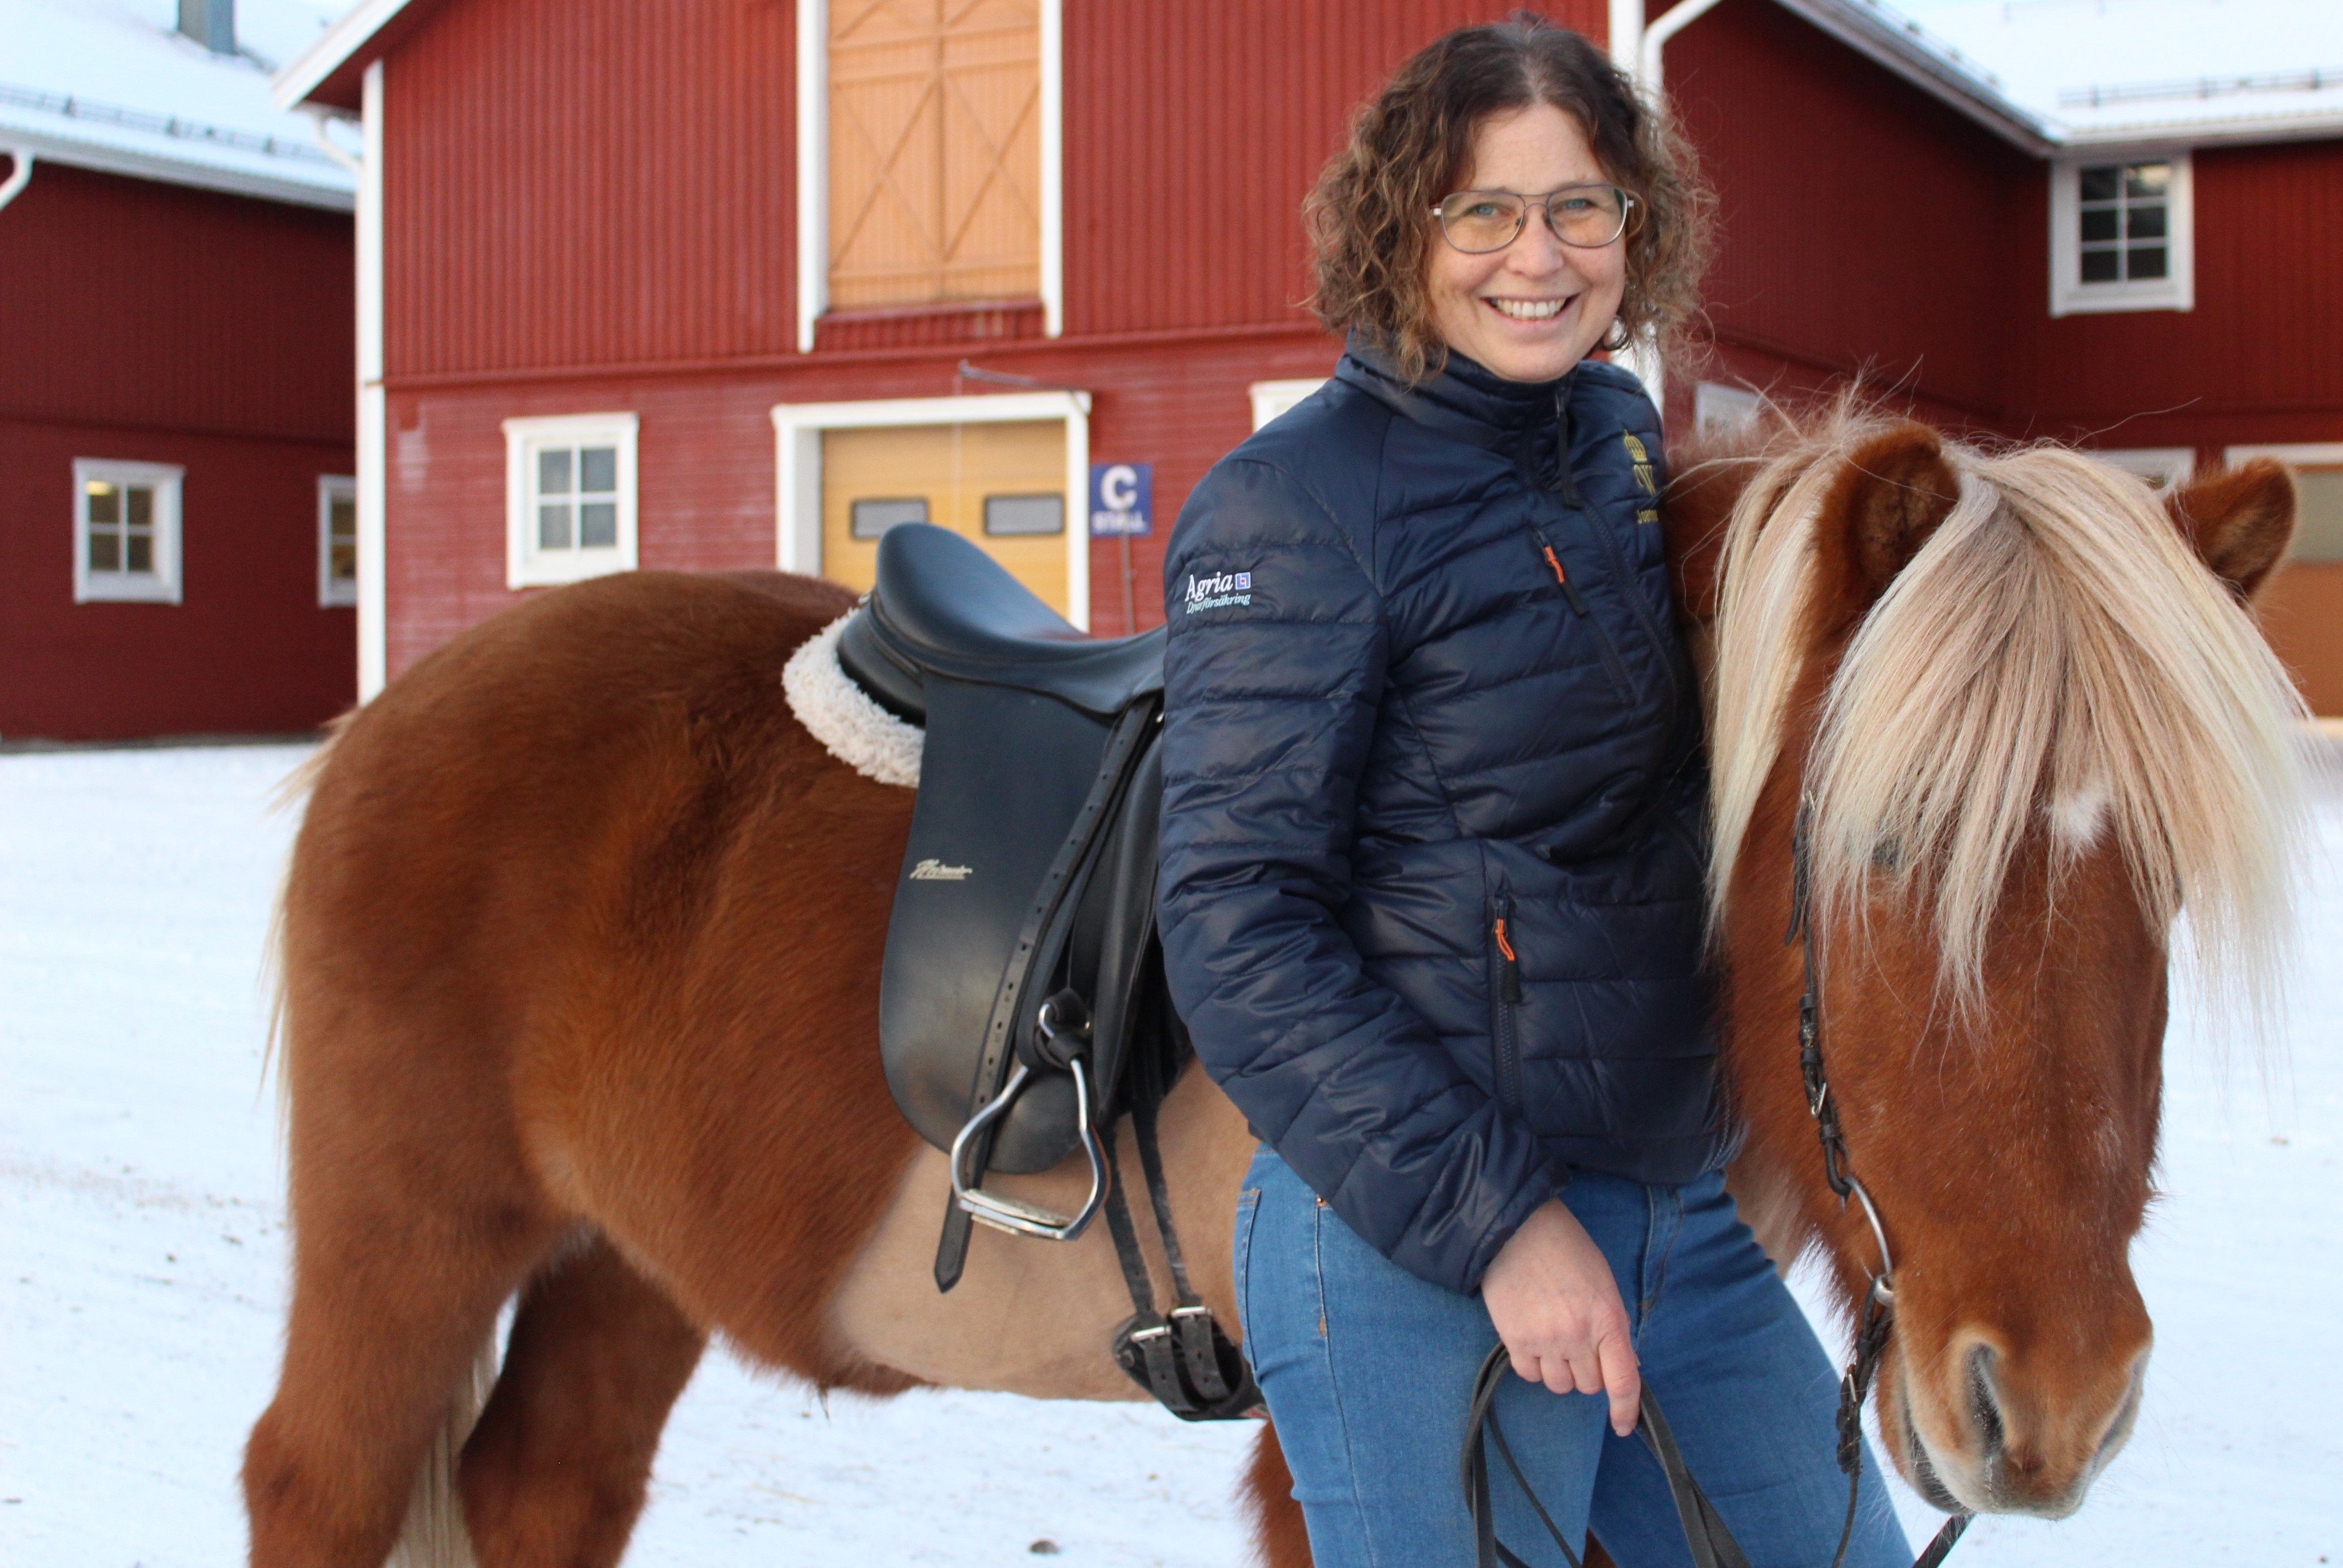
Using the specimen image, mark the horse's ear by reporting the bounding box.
[1659,453,1758,625]
[1827,422,1962,609]
[2165,458,2296,602]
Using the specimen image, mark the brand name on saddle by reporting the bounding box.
[1183,570,1253,614]
[909,858,973,882]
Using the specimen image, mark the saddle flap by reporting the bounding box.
[879,675,1160,1173]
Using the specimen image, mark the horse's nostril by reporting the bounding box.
[1967,1344,2006,1458]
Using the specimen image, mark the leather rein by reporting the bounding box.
[1462,803,1973,1568]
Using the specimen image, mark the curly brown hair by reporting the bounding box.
[1306,14,1713,384]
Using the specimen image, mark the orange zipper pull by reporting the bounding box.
[1494,915,1522,1003]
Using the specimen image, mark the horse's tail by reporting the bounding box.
[385,1327,500,1568]
[259,707,357,1145]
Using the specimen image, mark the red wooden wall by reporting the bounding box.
[0,162,357,740]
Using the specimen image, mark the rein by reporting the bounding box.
[1461,803,1974,1568]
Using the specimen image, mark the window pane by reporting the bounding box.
[983,493,1065,537]
[579,446,617,495]
[2125,162,2171,199]
[126,533,153,573]
[331,540,357,583]
[2080,208,2119,243]
[578,501,618,549]
[2290,470,2343,562]
[87,483,120,526]
[850,497,929,540]
[330,496,357,544]
[2080,248,2121,283]
[539,501,573,550]
[126,487,152,527]
[2078,166,2120,202]
[2126,206,2167,240]
[538,448,573,496]
[89,531,120,572]
[2126,246,2168,280]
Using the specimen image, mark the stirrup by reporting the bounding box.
[948,1056,1108,1241]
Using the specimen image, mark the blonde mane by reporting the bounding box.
[1705,412,2309,1023]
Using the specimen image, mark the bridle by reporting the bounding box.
[1788,800,1973,1568]
[1462,802,1975,1568]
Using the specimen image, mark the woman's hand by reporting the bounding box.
[1480,1198,1641,1436]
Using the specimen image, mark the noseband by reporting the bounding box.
[1462,803,1973,1568]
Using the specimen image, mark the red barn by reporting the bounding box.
[271,0,2343,712]
[2,0,360,742]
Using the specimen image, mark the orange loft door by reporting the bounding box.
[820,419,1070,616]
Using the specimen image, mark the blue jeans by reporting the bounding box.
[1232,1148,1910,1568]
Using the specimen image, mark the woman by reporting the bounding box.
[1156,18,1910,1568]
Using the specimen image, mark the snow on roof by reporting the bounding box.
[1885,0,2343,145]
[0,0,356,209]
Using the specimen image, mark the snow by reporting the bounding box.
[1827,0,2343,140]
[0,0,355,203]
[2,740,2338,1565]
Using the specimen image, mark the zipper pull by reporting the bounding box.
[1494,901,1522,1004]
[1531,531,1592,616]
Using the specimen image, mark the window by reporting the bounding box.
[502,414,639,589]
[2226,444,2343,564]
[851,497,931,539]
[982,492,1062,536]
[1249,379,1328,432]
[2093,448,2196,492]
[824,0,1042,313]
[73,459,183,604]
[2050,154,2192,315]
[319,475,357,607]
[1694,381,1761,438]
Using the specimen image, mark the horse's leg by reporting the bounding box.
[242,1172,557,1568]
[459,1236,706,1568]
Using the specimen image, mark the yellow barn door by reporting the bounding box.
[820,419,1069,615]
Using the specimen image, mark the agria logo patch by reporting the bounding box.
[1184,570,1254,614]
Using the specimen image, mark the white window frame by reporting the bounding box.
[1249,378,1328,432]
[73,458,184,604]
[770,390,1092,628]
[2049,151,2194,317]
[2225,442,2343,562]
[795,0,1064,350]
[2094,446,2197,490]
[502,413,641,590]
[318,474,358,607]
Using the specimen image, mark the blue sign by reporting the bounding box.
[1088,462,1152,537]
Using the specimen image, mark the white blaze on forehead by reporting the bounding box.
[2049,779,2111,851]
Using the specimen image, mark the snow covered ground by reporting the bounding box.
[2,742,2337,1566]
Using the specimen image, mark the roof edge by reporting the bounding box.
[272,0,420,113]
[0,125,355,210]
[1771,0,2060,154]
[2059,107,2343,152]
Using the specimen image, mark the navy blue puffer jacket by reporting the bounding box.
[1157,340,1727,1296]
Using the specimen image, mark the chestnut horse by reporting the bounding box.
[242,416,2304,1568]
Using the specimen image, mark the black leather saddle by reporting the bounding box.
[833,525,1256,1422]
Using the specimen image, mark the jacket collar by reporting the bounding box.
[1334,333,1575,454]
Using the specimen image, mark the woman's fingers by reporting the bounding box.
[1599,1329,1642,1437]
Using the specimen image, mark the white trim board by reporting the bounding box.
[355,60,387,699]
[770,390,1093,629]
[1249,378,1327,432]
[2091,446,2197,489]
[2049,151,2194,317]
[0,124,354,210]
[272,0,417,112]
[793,0,1063,351]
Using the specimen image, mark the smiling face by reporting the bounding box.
[1427,103,1629,383]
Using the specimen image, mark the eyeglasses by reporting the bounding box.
[1431,185,1639,253]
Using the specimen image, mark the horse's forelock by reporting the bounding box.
[1709,422,2309,1032]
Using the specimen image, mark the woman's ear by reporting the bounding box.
[2164,458,2297,602]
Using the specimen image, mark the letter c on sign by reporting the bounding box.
[1100,464,1139,513]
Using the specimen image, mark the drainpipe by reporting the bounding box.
[1616,0,1732,414]
[0,148,31,214]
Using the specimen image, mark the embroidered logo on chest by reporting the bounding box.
[1184,570,1254,613]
